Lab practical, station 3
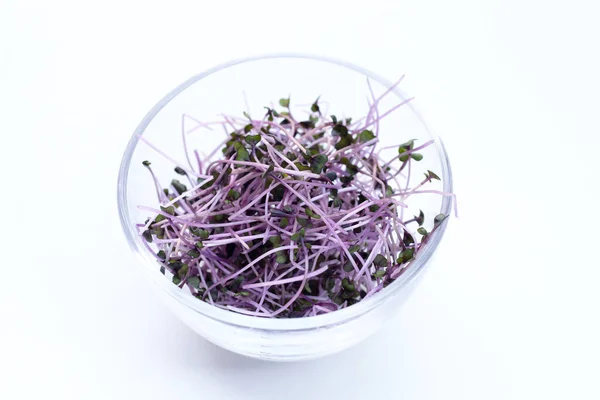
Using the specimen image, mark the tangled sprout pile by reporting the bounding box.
[138,86,451,318]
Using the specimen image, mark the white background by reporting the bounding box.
[1,1,599,399]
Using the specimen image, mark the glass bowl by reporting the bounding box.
[117,54,453,361]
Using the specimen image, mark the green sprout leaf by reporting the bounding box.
[358,130,375,143]
[348,245,360,253]
[279,217,289,228]
[142,230,153,243]
[305,207,321,219]
[233,142,250,161]
[311,97,320,113]
[342,278,355,292]
[335,135,354,150]
[411,153,423,161]
[417,227,428,236]
[310,154,328,174]
[276,251,288,264]
[160,205,176,216]
[373,270,386,279]
[227,189,241,201]
[171,180,187,194]
[269,235,282,246]
[416,210,425,226]
[425,170,441,181]
[343,261,354,272]
[187,249,200,258]
[187,276,200,289]
[434,213,448,227]
[397,248,414,264]
[244,123,254,133]
[142,160,151,167]
[245,134,261,146]
[373,254,388,268]
[174,166,187,175]
[190,228,209,239]
[279,98,290,108]
[332,123,349,137]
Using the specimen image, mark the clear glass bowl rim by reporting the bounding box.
[117,53,454,332]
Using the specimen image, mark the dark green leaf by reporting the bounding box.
[369,204,380,213]
[411,153,423,161]
[305,207,321,219]
[385,185,394,197]
[187,249,200,258]
[403,232,414,246]
[296,217,311,227]
[325,172,337,181]
[160,205,176,216]
[171,180,187,195]
[397,248,414,264]
[187,276,200,289]
[190,228,209,239]
[332,123,349,137]
[332,197,343,209]
[373,270,386,279]
[434,213,448,226]
[280,217,289,228]
[151,226,164,239]
[358,130,375,143]
[348,245,360,253]
[227,189,241,201]
[398,139,415,152]
[177,263,189,278]
[244,123,254,133]
[343,261,354,272]
[311,97,320,113]
[300,120,315,129]
[290,228,305,241]
[294,162,311,171]
[310,154,328,174]
[172,275,181,285]
[416,210,425,226]
[269,235,282,246]
[330,115,338,123]
[373,254,388,267]
[174,166,187,175]
[212,214,226,222]
[142,160,151,167]
[417,227,428,235]
[342,278,355,292]
[276,252,288,264]
[426,170,441,181]
[195,241,204,249]
[142,230,153,243]
[157,250,166,260]
[154,214,166,223]
[245,134,261,146]
[233,142,250,161]
[237,291,250,297]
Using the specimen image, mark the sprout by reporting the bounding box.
[138,84,452,318]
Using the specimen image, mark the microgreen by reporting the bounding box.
[138,84,451,318]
